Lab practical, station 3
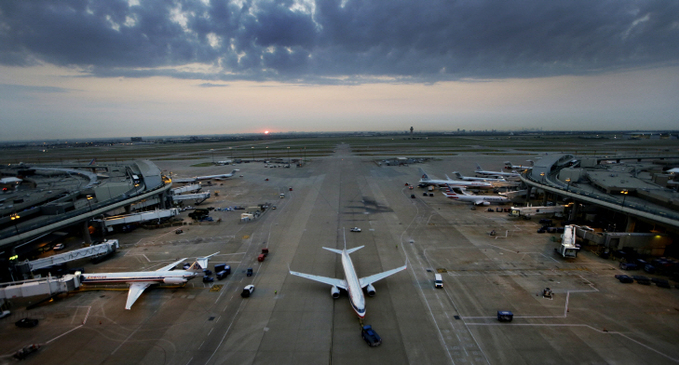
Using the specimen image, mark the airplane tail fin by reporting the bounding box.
[189,251,220,272]
[444,174,452,180]
[475,163,482,171]
[452,171,463,179]
[418,168,430,180]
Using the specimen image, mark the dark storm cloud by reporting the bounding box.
[1,0,678,83]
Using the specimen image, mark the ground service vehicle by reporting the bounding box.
[361,325,382,347]
[350,227,361,232]
[241,285,255,298]
[434,274,443,288]
[15,318,39,328]
[246,268,253,276]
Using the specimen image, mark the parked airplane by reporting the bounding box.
[474,164,521,178]
[80,252,219,310]
[173,169,240,183]
[443,185,510,205]
[216,160,232,165]
[289,235,407,319]
[196,169,240,180]
[419,169,493,189]
[452,171,518,187]
[504,160,533,170]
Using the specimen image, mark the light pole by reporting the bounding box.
[87,195,94,212]
[540,172,545,183]
[287,147,290,165]
[251,146,255,162]
[566,178,571,192]
[621,189,628,207]
[10,213,20,235]
[210,149,214,163]
[266,146,269,162]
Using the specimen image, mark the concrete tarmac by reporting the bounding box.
[1,145,678,365]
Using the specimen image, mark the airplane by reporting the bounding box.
[196,169,240,181]
[173,169,240,183]
[80,252,219,310]
[419,169,493,189]
[289,235,407,319]
[451,171,519,187]
[216,160,232,165]
[474,164,521,178]
[504,160,533,170]
[443,185,510,205]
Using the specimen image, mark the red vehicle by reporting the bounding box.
[257,254,266,262]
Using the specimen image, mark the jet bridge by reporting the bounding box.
[95,209,179,228]
[0,274,81,300]
[172,191,210,204]
[171,184,202,195]
[556,225,580,258]
[14,239,119,274]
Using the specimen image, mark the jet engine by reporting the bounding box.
[478,201,490,206]
[331,286,340,299]
[366,284,376,297]
[164,277,187,285]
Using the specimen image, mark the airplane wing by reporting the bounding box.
[125,282,153,310]
[156,258,187,272]
[289,270,348,290]
[359,264,407,288]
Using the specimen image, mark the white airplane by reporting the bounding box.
[443,185,510,205]
[419,169,493,189]
[196,169,240,181]
[173,169,240,183]
[216,160,232,165]
[289,238,407,319]
[504,160,533,170]
[80,252,219,310]
[474,164,521,178]
[451,171,518,187]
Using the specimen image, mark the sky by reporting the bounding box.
[1,0,678,141]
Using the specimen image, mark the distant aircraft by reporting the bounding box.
[216,160,232,165]
[474,164,521,178]
[80,252,219,310]
[419,168,493,189]
[289,235,407,319]
[451,171,519,188]
[443,185,510,205]
[173,169,240,183]
[504,160,533,170]
[196,169,240,180]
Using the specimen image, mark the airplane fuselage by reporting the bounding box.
[340,249,367,318]
[81,271,197,284]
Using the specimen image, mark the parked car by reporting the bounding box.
[361,325,382,347]
[15,318,39,328]
[13,344,40,360]
[350,227,362,232]
[0,310,10,319]
[53,243,65,251]
[241,284,255,298]
[202,276,214,283]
